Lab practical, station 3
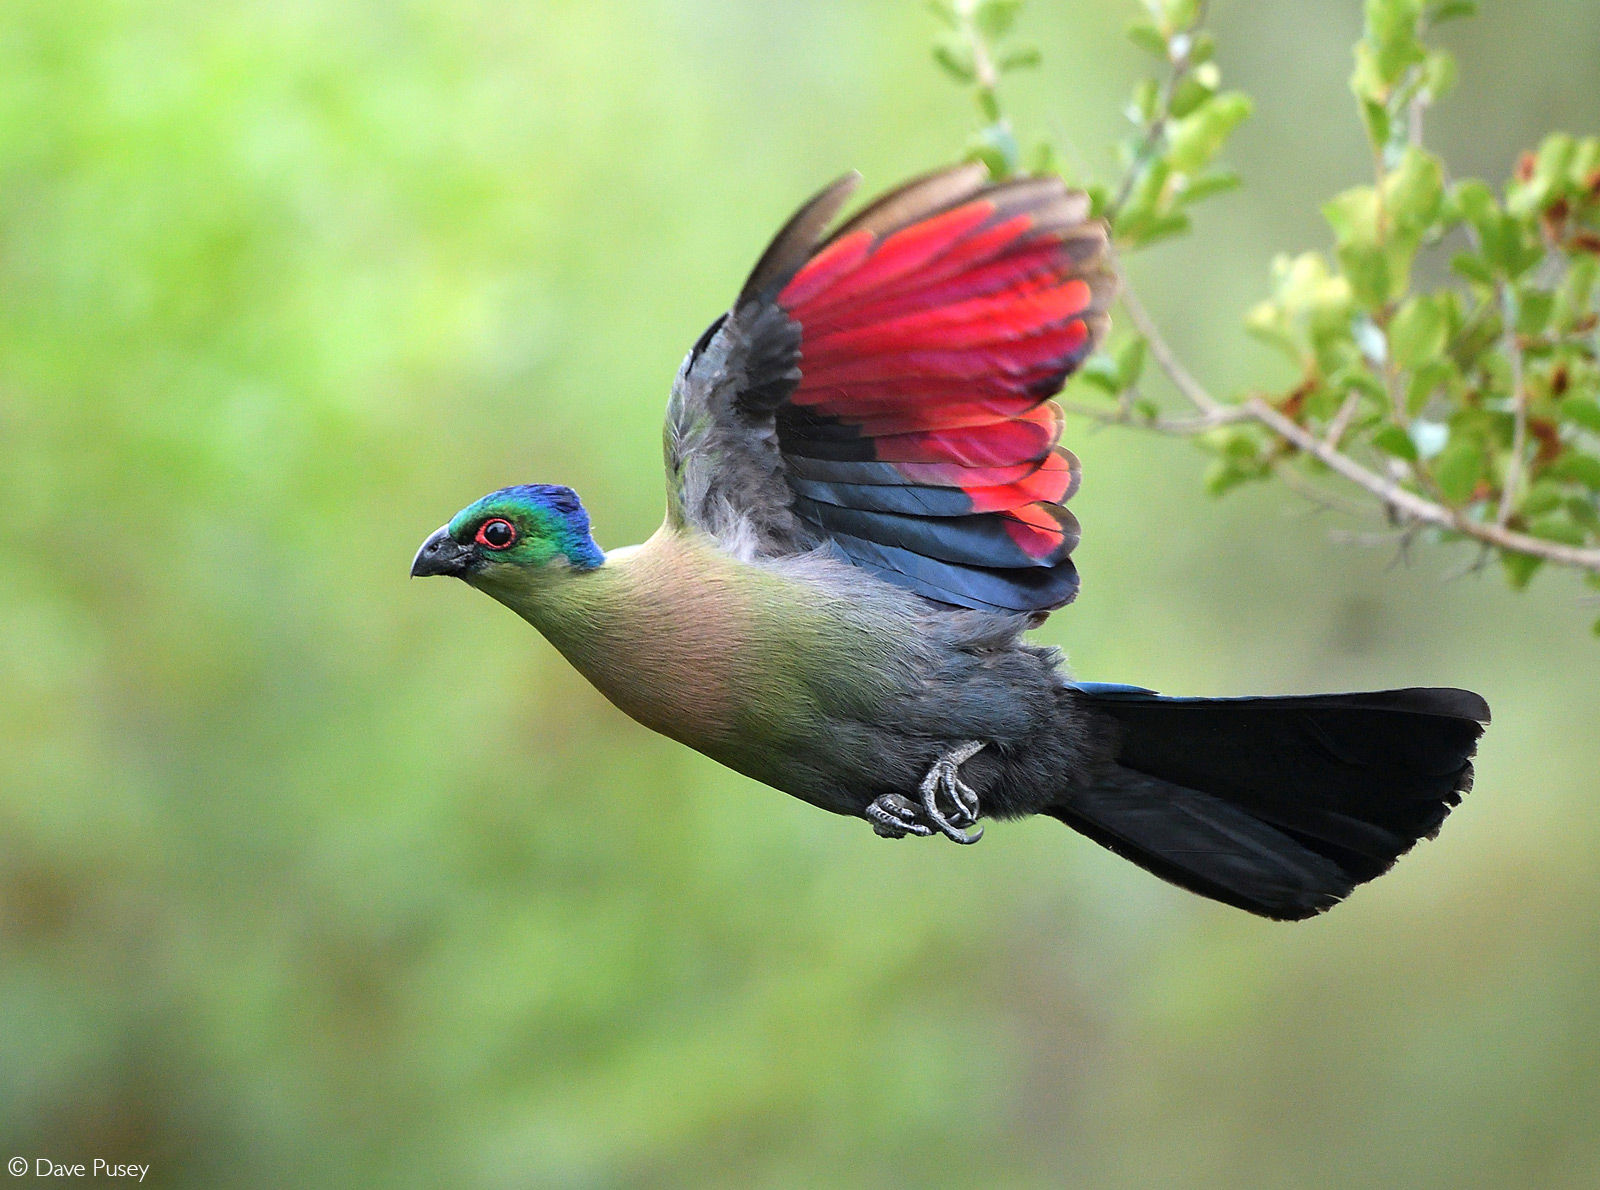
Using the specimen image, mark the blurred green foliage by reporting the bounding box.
[948,0,1600,617]
[2,1,1600,1187]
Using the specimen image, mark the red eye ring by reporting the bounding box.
[475,518,517,550]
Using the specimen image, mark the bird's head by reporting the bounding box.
[411,484,604,588]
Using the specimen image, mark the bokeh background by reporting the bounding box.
[3,1,1600,1186]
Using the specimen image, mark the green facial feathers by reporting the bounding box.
[448,484,604,570]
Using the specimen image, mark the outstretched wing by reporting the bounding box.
[665,164,1112,614]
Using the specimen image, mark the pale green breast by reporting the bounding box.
[486,528,896,777]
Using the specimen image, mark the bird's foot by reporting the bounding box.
[919,741,985,844]
[865,742,988,843]
[866,793,934,839]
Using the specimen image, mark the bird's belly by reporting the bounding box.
[554,598,889,809]
[568,629,745,755]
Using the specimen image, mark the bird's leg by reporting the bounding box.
[866,793,934,839]
[919,741,986,844]
[864,742,987,843]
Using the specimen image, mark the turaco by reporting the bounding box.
[413,165,1489,920]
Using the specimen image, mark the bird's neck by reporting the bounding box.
[469,525,755,746]
[472,539,647,671]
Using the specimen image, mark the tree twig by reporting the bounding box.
[1271,460,1374,519]
[1323,389,1364,450]
[1110,265,1600,572]
[1058,398,1248,434]
[1104,0,1209,222]
[1247,396,1600,569]
[1496,281,1528,527]
[1116,276,1228,417]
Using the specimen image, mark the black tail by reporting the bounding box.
[1054,685,1489,921]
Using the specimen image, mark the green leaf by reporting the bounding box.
[1127,20,1169,58]
[1350,43,1387,107]
[1077,354,1122,394]
[932,38,976,83]
[1176,170,1242,206]
[1454,179,1498,228]
[1455,178,1540,277]
[1126,210,1192,249]
[1204,459,1256,497]
[1549,452,1600,491]
[1570,496,1600,533]
[925,0,960,29]
[1244,302,1302,365]
[1130,78,1161,124]
[974,0,1024,41]
[1509,134,1577,216]
[1384,148,1445,231]
[1451,252,1496,285]
[1323,187,1380,247]
[1169,72,1218,120]
[1166,92,1253,173]
[1334,367,1389,404]
[1500,549,1543,589]
[1338,241,1393,312]
[965,140,1012,178]
[1365,0,1427,85]
[1434,434,1485,502]
[1161,0,1201,29]
[1515,290,1554,336]
[1426,0,1478,25]
[1358,99,1391,151]
[1116,337,1148,390]
[998,45,1041,71]
[1571,137,1600,191]
[1528,513,1588,546]
[1420,49,1459,101]
[1406,360,1455,417]
[1521,481,1566,518]
[1554,256,1597,331]
[1560,397,1600,433]
[1372,423,1419,460]
[1389,295,1448,369]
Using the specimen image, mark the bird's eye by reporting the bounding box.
[475,518,517,550]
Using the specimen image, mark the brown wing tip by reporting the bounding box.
[738,171,863,306]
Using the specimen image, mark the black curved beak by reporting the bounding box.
[411,526,475,578]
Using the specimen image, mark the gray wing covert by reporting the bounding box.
[662,164,1111,613]
[663,174,861,556]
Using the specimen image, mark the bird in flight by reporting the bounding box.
[413,164,1488,920]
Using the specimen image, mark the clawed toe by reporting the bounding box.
[917,743,986,844]
[866,743,987,844]
[941,769,980,827]
[866,793,934,839]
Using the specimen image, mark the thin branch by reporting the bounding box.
[1407,92,1427,148]
[1272,460,1374,519]
[1058,399,1248,435]
[1105,0,1209,222]
[1110,272,1600,571]
[1440,543,1496,583]
[1323,389,1364,450]
[1247,396,1600,570]
[1116,276,1228,417]
[956,0,998,91]
[1496,281,1528,527]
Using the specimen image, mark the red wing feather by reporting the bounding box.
[768,167,1112,613]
